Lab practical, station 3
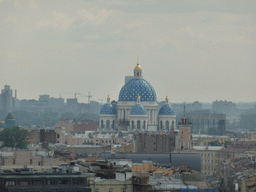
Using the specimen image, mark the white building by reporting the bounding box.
[99,63,176,132]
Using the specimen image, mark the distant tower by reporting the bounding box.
[5,113,17,128]
[0,85,14,112]
[178,105,192,150]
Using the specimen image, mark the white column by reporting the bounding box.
[153,110,155,125]
[152,110,154,125]
[150,110,153,125]
[154,110,156,125]
[126,109,129,120]
[148,110,151,125]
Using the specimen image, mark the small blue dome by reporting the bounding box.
[159,104,175,115]
[100,104,116,115]
[130,104,147,115]
[119,79,157,102]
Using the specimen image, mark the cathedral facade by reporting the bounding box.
[99,63,176,132]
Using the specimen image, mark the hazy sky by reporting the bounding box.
[1,0,256,103]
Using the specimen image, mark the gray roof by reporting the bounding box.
[102,153,171,167]
[170,153,201,172]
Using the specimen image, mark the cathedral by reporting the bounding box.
[99,63,176,132]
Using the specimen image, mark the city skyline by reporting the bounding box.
[1,0,256,103]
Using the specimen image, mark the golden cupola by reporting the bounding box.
[134,62,142,71]
[134,62,142,78]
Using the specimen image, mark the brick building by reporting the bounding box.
[178,117,192,150]
[28,128,56,144]
[73,121,98,133]
[134,132,176,153]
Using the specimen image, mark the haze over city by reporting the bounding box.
[1,0,256,103]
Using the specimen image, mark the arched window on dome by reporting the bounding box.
[137,120,140,129]
[112,120,115,129]
[101,120,104,128]
[132,121,134,129]
[106,120,110,129]
[160,121,163,129]
[172,121,175,129]
[143,121,146,129]
[123,110,126,121]
[166,121,169,130]
[137,72,139,76]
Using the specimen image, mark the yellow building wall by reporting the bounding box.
[89,178,133,192]
[132,163,156,172]
[155,168,173,176]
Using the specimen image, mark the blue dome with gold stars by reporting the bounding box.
[118,79,157,102]
[100,104,116,115]
[159,104,175,115]
[130,104,147,115]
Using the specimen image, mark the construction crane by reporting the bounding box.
[80,92,92,104]
[65,92,81,99]
[80,92,92,113]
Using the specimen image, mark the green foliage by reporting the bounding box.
[208,140,232,148]
[0,126,29,149]
[208,140,222,146]
[44,145,52,151]
[183,171,207,181]
[223,140,232,147]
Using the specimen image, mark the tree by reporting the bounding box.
[0,126,29,149]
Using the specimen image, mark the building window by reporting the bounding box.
[112,120,115,129]
[137,120,140,129]
[143,120,146,129]
[57,134,60,139]
[33,180,42,185]
[166,121,169,130]
[74,179,84,185]
[5,180,15,187]
[109,188,113,192]
[106,120,110,129]
[13,159,15,165]
[30,159,32,165]
[20,180,30,186]
[101,120,104,128]
[59,179,70,185]
[132,120,134,129]
[160,121,163,129]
